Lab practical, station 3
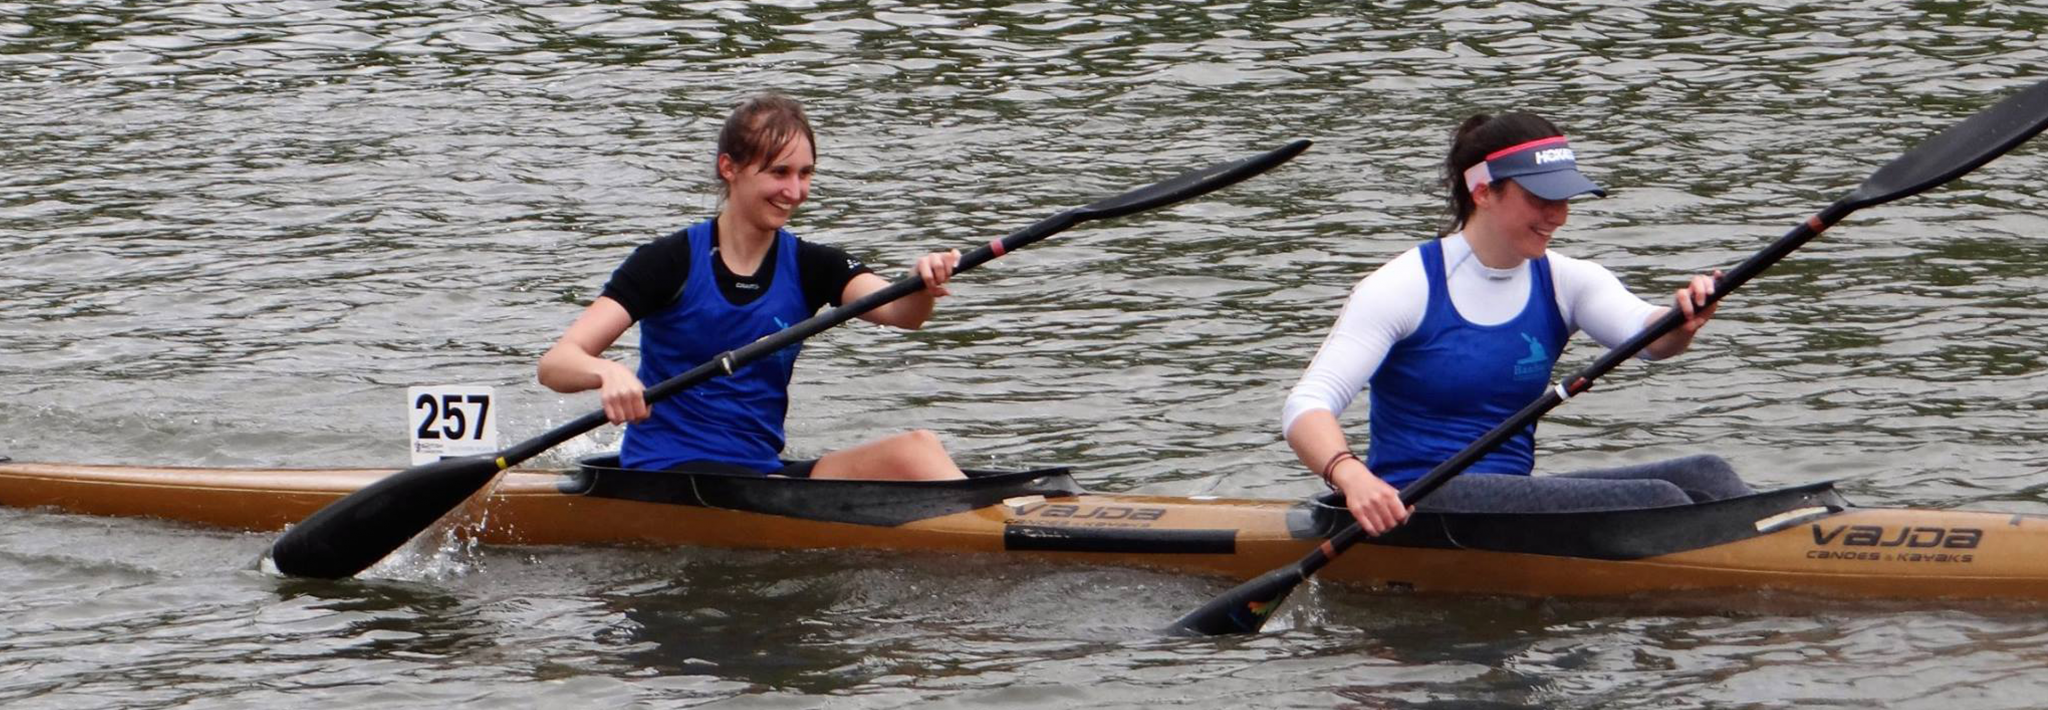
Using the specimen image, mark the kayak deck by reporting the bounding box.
[0,456,2044,600]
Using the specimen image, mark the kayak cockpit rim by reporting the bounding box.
[1307,480,1855,561]
[567,454,1088,527]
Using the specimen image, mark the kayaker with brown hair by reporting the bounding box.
[538,93,967,481]
[1281,111,1754,534]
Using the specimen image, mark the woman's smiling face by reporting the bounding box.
[1477,177,1570,260]
[720,133,815,233]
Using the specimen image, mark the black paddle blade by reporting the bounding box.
[1166,565,1304,636]
[1076,139,1311,221]
[266,454,504,579]
[1846,78,2048,209]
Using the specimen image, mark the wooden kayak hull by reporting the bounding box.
[0,457,2041,600]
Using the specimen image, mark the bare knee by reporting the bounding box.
[875,429,947,467]
[894,429,961,480]
[817,429,961,481]
[898,429,943,451]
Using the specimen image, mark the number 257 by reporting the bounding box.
[415,393,491,441]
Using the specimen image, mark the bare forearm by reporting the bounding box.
[1643,271,1721,360]
[866,291,936,330]
[1285,409,1354,473]
[537,296,637,394]
[1285,407,1410,534]
[537,345,612,393]
[1642,306,1696,359]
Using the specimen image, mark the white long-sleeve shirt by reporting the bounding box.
[1280,233,1663,436]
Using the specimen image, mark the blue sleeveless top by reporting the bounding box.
[621,219,811,472]
[1364,239,1569,488]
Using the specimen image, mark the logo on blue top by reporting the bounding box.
[1513,332,1550,380]
[771,316,800,369]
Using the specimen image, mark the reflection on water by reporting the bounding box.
[611,557,869,692]
[5,0,2048,707]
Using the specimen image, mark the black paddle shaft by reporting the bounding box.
[267,139,1313,580]
[1171,78,2048,636]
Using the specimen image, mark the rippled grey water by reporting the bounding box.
[5,1,2048,707]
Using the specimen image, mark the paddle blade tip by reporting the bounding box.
[1164,567,1305,637]
[1074,139,1317,222]
[267,454,505,579]
[1846,77,2048,210]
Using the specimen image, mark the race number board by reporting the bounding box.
[407,385,498,465]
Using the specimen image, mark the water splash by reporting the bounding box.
[360,478,499,582]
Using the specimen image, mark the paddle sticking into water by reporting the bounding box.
[265,139,1313,579]
[1169,79,2048,636]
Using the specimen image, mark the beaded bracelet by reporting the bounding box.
[1319,451,1359,489]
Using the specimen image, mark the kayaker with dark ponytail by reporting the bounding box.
[1281,111,1754,534]
[539,93,967,481]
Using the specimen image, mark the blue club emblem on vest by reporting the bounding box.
[771,316,800,368]
[1513,332,1550,380]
